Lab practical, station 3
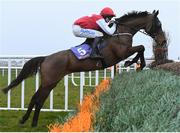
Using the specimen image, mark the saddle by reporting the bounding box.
[70,38,106,60]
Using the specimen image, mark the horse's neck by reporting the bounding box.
[125,17,149,35]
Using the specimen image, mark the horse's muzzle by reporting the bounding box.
[155,35,167,46]
[161,40,167,45]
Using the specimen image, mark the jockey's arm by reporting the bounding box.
[96,19,116,35]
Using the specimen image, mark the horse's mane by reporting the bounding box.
[116,11,150,23]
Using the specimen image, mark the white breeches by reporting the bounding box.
[72,25,103,38]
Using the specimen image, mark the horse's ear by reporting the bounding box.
[155,10,159,16]
[153,10,159,17]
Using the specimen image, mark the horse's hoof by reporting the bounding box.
[140,66,145,70]
[19,119,25,125]
[31,122,37,127]
[139,63,146,70]
[1,88,8,94]
[124,61,132,67]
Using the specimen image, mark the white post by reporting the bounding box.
[35,72,39,92]
[50,90,53,110]
[89,71,92,86]
[118,62,122,74]
[21,80,25,109]
[111,66,114,79]
[2,69,5,77]
[7,59,11,109]
[80,72,84,104]
[21,58,25,109]
[95,70,99,86]
[134,63,136,71]
[64,75,68,111]
[127,66,130,72]
[15,69,18,77]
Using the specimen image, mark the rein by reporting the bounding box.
[115,22,153,38]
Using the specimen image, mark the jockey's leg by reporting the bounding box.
[72,25,104,59]
[84,38,93,45]
[72,25,103,38]
[90,37,104,59]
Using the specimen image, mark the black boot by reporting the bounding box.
[90,37,103,59]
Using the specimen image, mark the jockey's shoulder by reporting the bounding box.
[88,14,103,19]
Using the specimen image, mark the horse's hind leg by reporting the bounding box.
[31,83,58,127]
[19,85,42,125]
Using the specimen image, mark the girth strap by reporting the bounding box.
[113,33,132,36]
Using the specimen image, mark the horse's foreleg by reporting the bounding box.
[130,45,146,70]
[138,49,146,70]
[124,45,145,69]
[124,52,140,67]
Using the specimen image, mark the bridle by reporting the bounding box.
[113,19,157,39]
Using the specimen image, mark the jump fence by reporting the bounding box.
[0,55,153,112]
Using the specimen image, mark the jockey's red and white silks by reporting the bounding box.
[73,14,116,38]
[72,25,103,38]
[96,19,116,35]
[74,14,103,30]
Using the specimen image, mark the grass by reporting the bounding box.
[0,110,68,132]
[0,68,112,131]
[94,70,180,132]
[2,68,179,131]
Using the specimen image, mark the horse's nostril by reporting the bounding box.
[162,40,167,45]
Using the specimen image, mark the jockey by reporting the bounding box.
[72,7,117,59]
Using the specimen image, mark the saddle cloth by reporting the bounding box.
[71,43,92,60]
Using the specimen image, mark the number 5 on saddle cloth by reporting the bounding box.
[71,44,92,60]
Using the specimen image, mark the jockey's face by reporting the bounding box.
[104,16,113,23]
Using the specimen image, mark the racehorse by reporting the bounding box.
[1,10,166,127]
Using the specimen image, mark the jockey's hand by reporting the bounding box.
[109,20,115,24]
[109,19,119,25]
[108,18,117,27]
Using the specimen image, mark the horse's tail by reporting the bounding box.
[1,57,45,94]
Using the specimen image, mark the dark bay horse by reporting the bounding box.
[1,10,166,127]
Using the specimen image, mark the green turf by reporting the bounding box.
[0,110,68,132]
[94,70,180,132]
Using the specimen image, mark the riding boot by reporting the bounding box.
[90,37,103,59]
[81,38,93,45]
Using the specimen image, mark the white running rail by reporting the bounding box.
[0,55,154,112]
